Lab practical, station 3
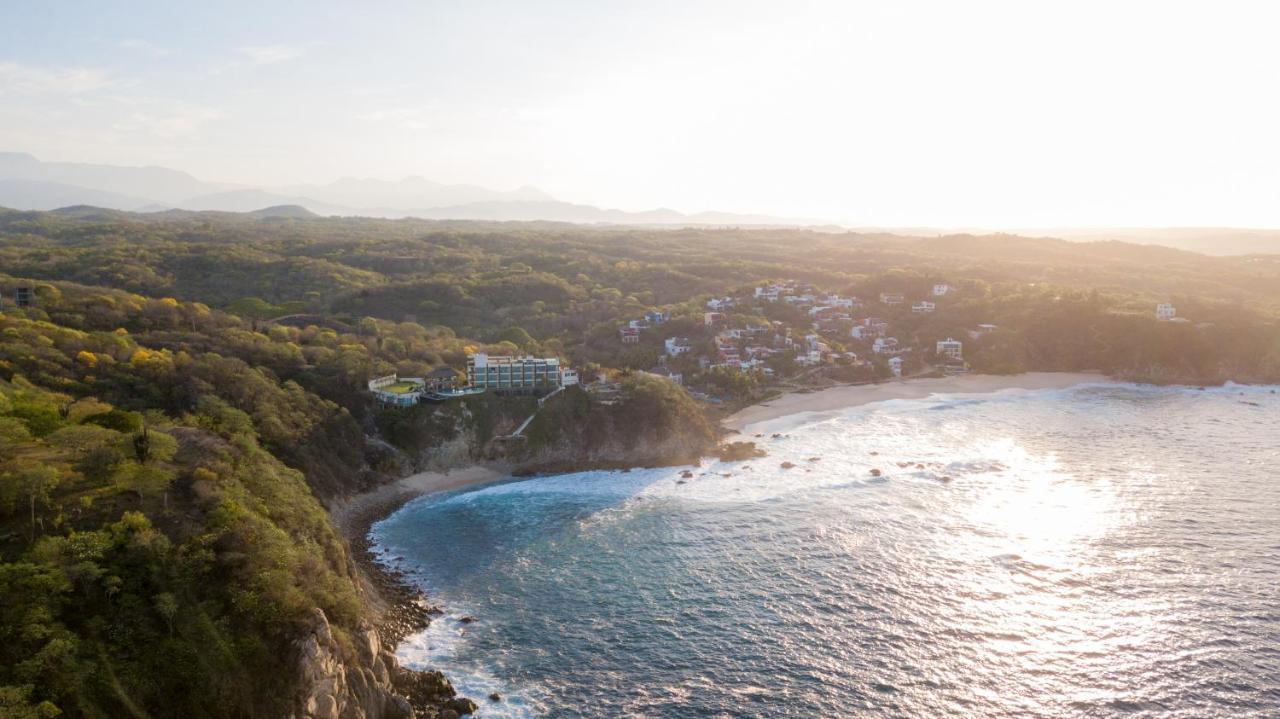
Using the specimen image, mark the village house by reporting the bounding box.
[704,311,726,326]
[1156,303,1177,321]
[873,337,903,355]
[967,323,998,339]
[879,292,905,305]
[932,283,950,296]
[936,338,964,361]
[706,297,735,311]
[620,327,641,344]
[664,336,693,355]
[644,310,668,325]
[888,356,903,377]
[912,301,936,314]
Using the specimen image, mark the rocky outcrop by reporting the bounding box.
[289,608,413,719]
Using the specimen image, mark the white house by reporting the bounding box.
[665,336,693,355]
[888,356,903,377]
[911,301,936,314]
[1156,303,1177,321]
[873,337,902,355]
[879,292,905,305]
[559,368,580,386]
[936,338,963,361]
[706,297,735,311]
[932,284,950,296]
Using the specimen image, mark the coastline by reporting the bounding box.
[332,466,507,646]
[333,371,1116,706]
[722,371,1113,432]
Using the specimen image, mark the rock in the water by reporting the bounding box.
[489,692,502,702]
[680,469,694,478]
[458,615,475,624]
[440,710,459,719]
[870,468,882,477]
[780,461,796,469]
[445,697,479,715]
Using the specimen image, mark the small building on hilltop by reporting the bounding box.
[1156,303,1177,321]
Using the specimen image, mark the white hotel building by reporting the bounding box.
[467,353,577,392]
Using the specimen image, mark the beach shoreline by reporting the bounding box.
[722,371,1113,432]
[331,465,507,646]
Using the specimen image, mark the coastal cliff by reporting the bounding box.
[371,376,720,476]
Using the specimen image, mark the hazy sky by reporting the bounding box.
[2,0,1279,226]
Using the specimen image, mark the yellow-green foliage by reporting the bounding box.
[0,375,360,718]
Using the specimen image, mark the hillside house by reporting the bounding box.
[873,337,903,355]
[665,336,693,355]
[936,338,963,361]
[912,301,936,314]
[932,284,950,296]
[1156,303,1177,321]
[879,292,904,305]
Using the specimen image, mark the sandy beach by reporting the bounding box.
[331,465,507,538]
[723,372,1112,432]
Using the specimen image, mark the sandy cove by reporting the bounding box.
[331,465,507,539]
[722,371,1113,432]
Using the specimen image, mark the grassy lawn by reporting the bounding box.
[382,381,422,394]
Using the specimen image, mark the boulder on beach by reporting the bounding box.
[780,461,796,469]
[870,468,882,477]
[680,469,694,478]
[807,456,821,462]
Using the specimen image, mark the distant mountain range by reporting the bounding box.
[0,152,815,227]
[3,152,1279,255]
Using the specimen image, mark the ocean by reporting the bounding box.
[370,383,1280,718]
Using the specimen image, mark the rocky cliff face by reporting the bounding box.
[289,608,412,719]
